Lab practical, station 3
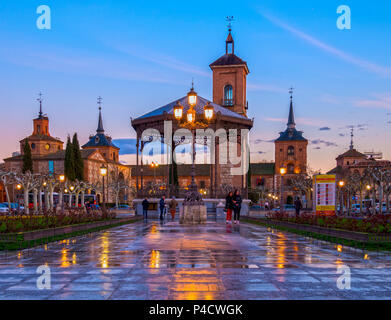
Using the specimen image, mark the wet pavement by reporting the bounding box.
[0,220,391,300]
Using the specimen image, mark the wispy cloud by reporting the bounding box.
[107,43,211,78]
[263,117,327,127]
[259,12,391,78]
[354,94,391,110]
[311,139,338,147]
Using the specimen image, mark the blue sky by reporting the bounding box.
[0,0,391,171]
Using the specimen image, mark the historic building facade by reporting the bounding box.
[328,133,391,180]
[3,103,131,204]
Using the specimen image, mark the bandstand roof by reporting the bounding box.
[135,95,248,121]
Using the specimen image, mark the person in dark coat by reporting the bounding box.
[294,197,302,217]
[142,198,149,220]
[159,196,166,220]
[233,190,242,224]
[225,192,234,224]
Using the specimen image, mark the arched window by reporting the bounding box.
[224,85,233,106]
[287,146,295,156]
[287,163,295,174]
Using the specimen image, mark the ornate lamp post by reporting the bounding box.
[59,174,65,214]
[338,180,345,215]
[100,165,108,212]
[150,161,159,184]
[16,184,22,215]
[280,167,287,214]
[173,86,214,205]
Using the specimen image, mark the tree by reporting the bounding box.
[22,141,33,173]
[72,133,84,181]
[64,136,75,181]
[14,171,41,214]
[0,171,16,210]
[108,168,130,207]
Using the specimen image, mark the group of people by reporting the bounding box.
[142,195,178,221]
[225,190,242,224]
[141,190,244,224]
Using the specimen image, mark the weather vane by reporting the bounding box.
[37,92,43,118]
[226,16,234,31]
[97,96,103,110]
[289,87,294,99]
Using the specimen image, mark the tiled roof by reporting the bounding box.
[20,134,63,143]
[336,148,366,159]
[275,128,307,142]
[135,95,248,121]
[250,163,275,175]
[82,133,119,149]
[209,54,249,72]
[4,149,98,161]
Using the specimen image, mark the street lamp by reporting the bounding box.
[338,180,345,215]
[100,165,108,212]
[59,174,65,214]
[150,161,159,183]
[173,86,214,204]
[280,166,287,214]
[187,86,197,107]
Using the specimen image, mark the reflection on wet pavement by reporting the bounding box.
[0,220,391,300]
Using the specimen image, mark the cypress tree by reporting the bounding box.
[22,141,33,173]
[64,136,76,181]
[72,133,84,181]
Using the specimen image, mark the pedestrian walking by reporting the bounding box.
[225,191,234,224]
[142,197,149,220]
[294,197,302,217]
[233,190,242,224]
[169,197,178,221]
[159,196,166,220]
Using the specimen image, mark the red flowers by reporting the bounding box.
[270,213,391,234]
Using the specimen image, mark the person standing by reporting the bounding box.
[294,197,302,217]
[169,197,178,221]
[142,197,149,220]
[233,190,242,224]
[159,196,166,220]
[225,191,234,224]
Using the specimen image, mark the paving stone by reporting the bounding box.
[0,220,390,299]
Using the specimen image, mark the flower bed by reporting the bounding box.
[267,212,391,234]
[0,210,116,234]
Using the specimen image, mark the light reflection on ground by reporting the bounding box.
[0,220,390,299]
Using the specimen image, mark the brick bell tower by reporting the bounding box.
[275,89,308,175]
[20,93,63,157]
[209,25,249,116]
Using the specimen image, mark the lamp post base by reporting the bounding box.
[180,204,207,224]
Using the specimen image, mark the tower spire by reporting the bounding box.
[287,87,295,129]
[225,16,234,54]
[37,92,43,119]
[350,127,354,150]
[97,96,104,134]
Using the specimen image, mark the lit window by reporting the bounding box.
[287,146,295,156]
[224,85,233,106]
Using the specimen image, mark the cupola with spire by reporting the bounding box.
[19,92,64,157]
[274,88,308,176]
[82,97,120,162]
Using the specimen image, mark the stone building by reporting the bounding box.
[3,103,131,204]
[328,133,391,179]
